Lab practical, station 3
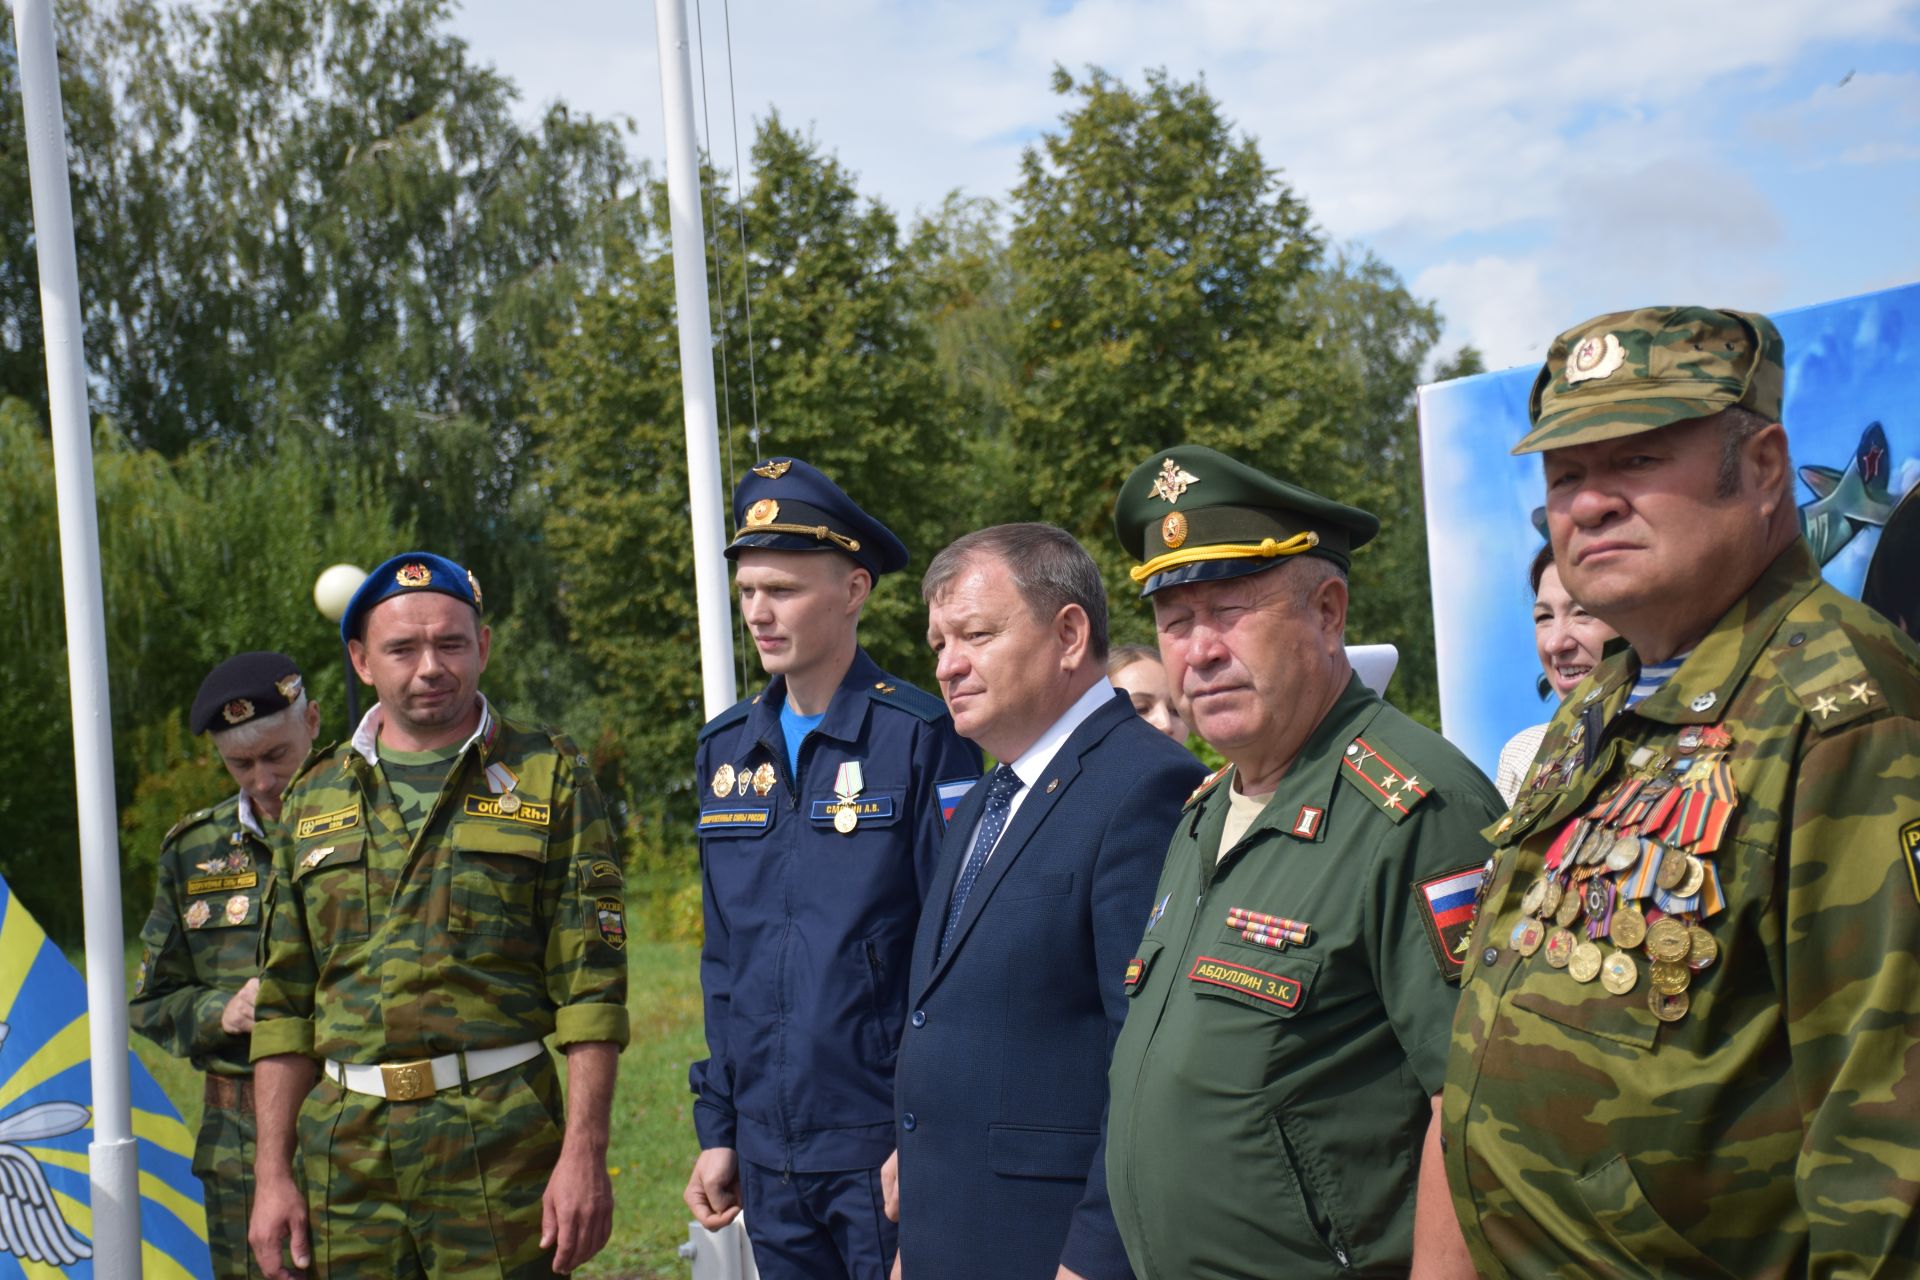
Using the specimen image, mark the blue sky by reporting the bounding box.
[449,0,1920,371]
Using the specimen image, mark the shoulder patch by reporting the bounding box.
[1414,863,1487,981]
[1772,609,1879,734]
[163,807,217,845]
[1184,765,1231,811]
[697,698,754,743]
[868,677,948,723]
[1338,734,1431,823]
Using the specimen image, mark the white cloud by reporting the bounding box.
[449,0,1920,361]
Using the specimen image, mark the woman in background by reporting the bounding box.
[1495,544,1618,803]
[1108,643,1190,745]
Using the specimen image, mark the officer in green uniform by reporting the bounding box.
[1443,307,1920,1275]
[1104,446,1501,1279]
[132,651,319,1280]
[248,552,629,1280]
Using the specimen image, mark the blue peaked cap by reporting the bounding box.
[725,458,909,579]
[341,551,484,643]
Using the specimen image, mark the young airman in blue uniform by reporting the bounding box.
[682,459,981,1280]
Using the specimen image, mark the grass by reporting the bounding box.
[126,937,707,1280]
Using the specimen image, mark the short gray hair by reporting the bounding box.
[211,694,310,752]
[923,524,1110,660]
[1715,405,1790,500]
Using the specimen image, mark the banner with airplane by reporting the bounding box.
[0,875,212,1278]
[1417,280,1920,775]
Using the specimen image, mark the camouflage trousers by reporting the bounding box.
[297,1053,565,1279]
[194,1090,262,1280]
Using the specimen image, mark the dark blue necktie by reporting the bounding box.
[939,765,1023,957]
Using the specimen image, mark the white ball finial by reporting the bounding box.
[314,564,368,623]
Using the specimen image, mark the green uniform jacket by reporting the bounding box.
[130,794,271,1075]
[1444,541,1920,1277]
[1108,673,1504,1278]
[252,700,630,1063]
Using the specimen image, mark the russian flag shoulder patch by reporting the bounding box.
[1414,863,1488,982]
[936,777,979,827]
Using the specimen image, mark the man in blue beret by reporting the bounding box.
[132,651,319,1279]
[683,459,982,1280]
[249,552,628,1278]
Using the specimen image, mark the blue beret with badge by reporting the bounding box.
[725,457,909,580]
[339,550,484,643]
[191,650,306,734]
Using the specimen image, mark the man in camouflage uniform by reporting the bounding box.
[1444,307,1920,1275]
[132,652,319,1279]
[1104,446,1497,1278]
[249,552,628,1280]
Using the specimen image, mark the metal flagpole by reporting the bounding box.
[11,0,142,1271]
[656,0,739,720]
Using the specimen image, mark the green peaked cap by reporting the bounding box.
[1516,305,1784,455]
[1113,445,1379,597]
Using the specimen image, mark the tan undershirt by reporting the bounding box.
[1216,783,1277,863]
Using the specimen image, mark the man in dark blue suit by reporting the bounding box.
[884,524,1206,1280]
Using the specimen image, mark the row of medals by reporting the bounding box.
[712,764,779,800]
[1509,724,1734,1024]
[186,831,255,929]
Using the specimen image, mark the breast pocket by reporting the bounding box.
[449,819,548,938]
[1187,943,1319,1019]
[290,835,370,945]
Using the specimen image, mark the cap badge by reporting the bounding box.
[222,698,255,725]
[467,570,484,608]
[274,673,303,701]
[746,498,780,528]
[752,459,792,479]
[395,562,433,588]
[1161,512,1188,549]
[1565,332,1626,386]
[1150,457,1201,505]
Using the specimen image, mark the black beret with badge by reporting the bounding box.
[725,457,910,580]
[190,651,306,734]
[1113,445,1380,596]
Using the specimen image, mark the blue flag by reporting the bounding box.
[0,874,211,1278]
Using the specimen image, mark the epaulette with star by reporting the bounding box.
[1338,733,1432,823]
[1772,617,1883,734]
[1183,765,1231,811]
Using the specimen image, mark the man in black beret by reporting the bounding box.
[131,651,320,1279]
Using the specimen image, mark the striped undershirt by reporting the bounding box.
[1626,654,1688,710]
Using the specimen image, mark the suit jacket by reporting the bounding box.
[893,692,1206,1280]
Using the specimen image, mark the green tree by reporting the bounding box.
[534,117,966,836]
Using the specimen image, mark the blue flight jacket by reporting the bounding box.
[690,648,982,1172]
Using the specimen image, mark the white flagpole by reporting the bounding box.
[11,0,141,1271]
[655,0,739,719]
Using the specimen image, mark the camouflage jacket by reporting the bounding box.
[1444,540,1920,1277]
[129,793,272,1076]
[251,698,629,1064]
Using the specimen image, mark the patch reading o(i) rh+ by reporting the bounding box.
[1188,955,1301,1008]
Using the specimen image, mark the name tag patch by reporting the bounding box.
[464,794,551,826]
[295,807,359,840]
[701,806,771,831]
[809,796,896,824]
[186,871,259,896]
[1189,955,1301,1009]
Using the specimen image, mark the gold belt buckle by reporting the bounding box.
[380,1059,433,1101]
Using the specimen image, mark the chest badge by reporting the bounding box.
[752,762,777,796]
[224,894,250,925]
[184,900,211,930]
[832,761,865,834]
[711,763,736,797]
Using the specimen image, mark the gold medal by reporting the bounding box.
[1554,887,1583,928]
[1512,918,1546,956]
[1645,917,1691,963]
[711,764,736,797]
[1609,902,1648,949]
[498,790,522,815]
[1601,949,1638,995]
[833,806,858,835]
[1656,846,1689,891]
[1649,988,1691,1023]
[1544,928,1576,968]
[1686,925,1719,971]
[1569,940,1604,983]
[1649,959,1691,995]
[1540,880,1565,920]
